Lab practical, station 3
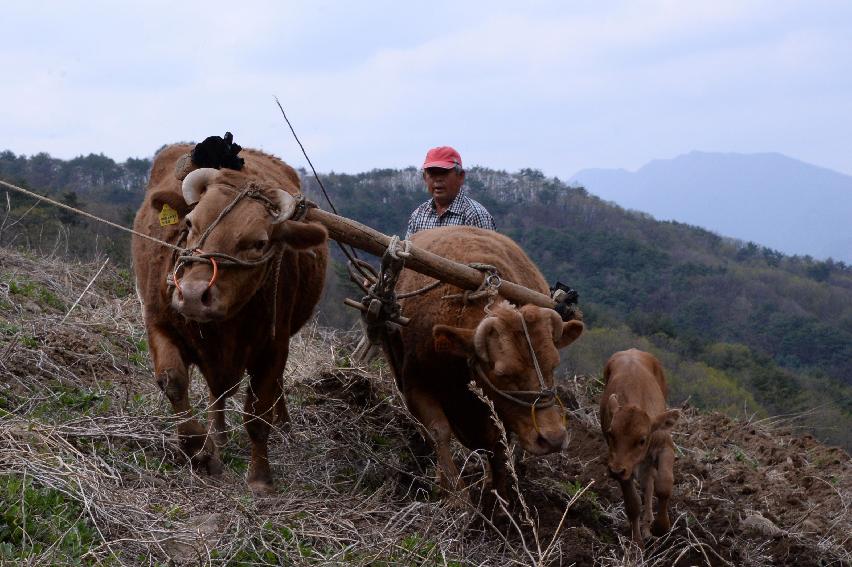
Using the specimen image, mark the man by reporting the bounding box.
[405,146,496,239]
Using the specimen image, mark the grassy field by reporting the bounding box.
[0,247,849,566]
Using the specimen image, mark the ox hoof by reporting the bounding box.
[442,491,472,512]
[273,403,291,427]
[650,518,671,537]
[212,431,228,449]
[190,451,224,476]
[248,480,276,497]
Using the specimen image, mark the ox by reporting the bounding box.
[132,143,328,493]
[600,349,680,548]
[389,226,584,503]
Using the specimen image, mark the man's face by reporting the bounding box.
[423,167,465,207]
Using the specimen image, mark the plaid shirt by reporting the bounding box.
[405,188,496,239]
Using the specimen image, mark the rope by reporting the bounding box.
[274,97,377,285]
[519,312,548,393]
[467,308,566,434]
[397,279,442,299]
[0,178,185,252]
[469,361,556,409]
[441,263,502,307]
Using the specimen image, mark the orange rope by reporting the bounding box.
[530,394,568,435]
[173,263,184,298]
[207,256,218,289]
[172,250,218,296]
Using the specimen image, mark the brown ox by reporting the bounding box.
[390,226,583,502]
[132,143,328,493]
[600,349,680,548]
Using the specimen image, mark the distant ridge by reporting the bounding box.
[571,151,852,263]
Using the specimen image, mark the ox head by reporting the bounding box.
[603,394,680,481]
[156,167,327,322]
[433,302,583,456]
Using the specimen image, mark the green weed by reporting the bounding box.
[0,475,97,564]
[129,338,149,367]
[558,479,603,523]
[7,278,65,310]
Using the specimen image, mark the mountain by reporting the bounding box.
[571,151,852,263]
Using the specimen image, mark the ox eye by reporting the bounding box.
[638,437,647,447]
[253,240,268,251]
[185,217,193,231]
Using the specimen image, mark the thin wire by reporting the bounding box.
[273,97,366,265]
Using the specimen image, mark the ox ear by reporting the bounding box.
[651,409,681,434]
[150,189,191,217]
[606,393,621,417]
[555,320,584,349]
[433,325,475,357]
[272,221,328,250]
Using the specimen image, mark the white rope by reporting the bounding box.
[0,179,184,252]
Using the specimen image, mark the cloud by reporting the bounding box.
[1,1,851,178]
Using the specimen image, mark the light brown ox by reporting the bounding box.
[388,226,584,503]
[132,144,328,493]
[600,349,680,548]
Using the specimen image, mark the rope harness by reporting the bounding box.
[345,238,566,433]
[168,185,287,289]
[468,310,566,432]
[165,183,309,338]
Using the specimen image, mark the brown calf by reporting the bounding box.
[600,349,680,548]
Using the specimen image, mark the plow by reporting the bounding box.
[300,205,580,369]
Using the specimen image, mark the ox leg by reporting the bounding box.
[208,393,228,449]
[640,463,656,540]
[149,331,221,475]
[405,387,468,507]
[651,446,675,537]
[619,478,644,550]
[243,364,286,495]
[272,375,291,428]
[206,378,240,449]
[487,443,517,506]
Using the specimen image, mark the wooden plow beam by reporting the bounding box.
[305,208,557,309]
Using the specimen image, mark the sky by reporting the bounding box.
[2,0,851,179]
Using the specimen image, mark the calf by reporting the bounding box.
[600,349,680,548]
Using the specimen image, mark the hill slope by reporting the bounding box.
[1,150,851,449]
[0,248,849,565]
[308,166,852,449]
[571,151,852,263]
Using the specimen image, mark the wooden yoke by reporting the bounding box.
[305,208,557,309]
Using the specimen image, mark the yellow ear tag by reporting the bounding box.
[159,204,179,227]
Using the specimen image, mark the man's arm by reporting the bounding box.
[466,203,496,231]
[405,210,417,240]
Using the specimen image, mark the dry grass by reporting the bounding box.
[0,246,849,566]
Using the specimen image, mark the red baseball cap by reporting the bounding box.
[423,146,462,169]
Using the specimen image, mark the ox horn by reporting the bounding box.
[473,316,498,364]
[550,309,564,343]
[181,168,219,205]
[272,190,298,223]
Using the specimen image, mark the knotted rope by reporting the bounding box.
[468,309,567,433]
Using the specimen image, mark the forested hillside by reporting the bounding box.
[1,149,850,449]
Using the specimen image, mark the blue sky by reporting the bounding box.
[2,1,851,179]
